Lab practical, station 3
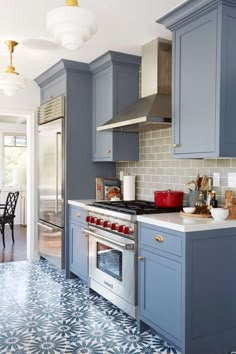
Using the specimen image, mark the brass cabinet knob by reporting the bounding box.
[138,256,144,261]
[76,212,81,218]
[106,149,111,153]
[173,143,178,148]
[154,235,164,242]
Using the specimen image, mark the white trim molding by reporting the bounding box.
[0,108,38,261]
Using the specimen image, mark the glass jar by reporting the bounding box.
[195,191,206,207]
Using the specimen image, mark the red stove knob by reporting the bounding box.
[110,223,117,231]
[90,217,95,224]
[96,218,103,226]
[118,225,124,233]
[124,226,131,235]
[86,216,91,223]
[102,220,109,228]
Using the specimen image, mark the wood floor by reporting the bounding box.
[0,225,27,263]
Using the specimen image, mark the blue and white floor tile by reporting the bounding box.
[0,260,181,354]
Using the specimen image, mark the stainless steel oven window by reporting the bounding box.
[96,242,123,281]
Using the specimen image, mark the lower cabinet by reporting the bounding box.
[69,206,88,283]
[138,222,182,350]
[139,249,181,342]
[138,222,236,354]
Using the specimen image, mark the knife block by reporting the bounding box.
[224,190,236,219]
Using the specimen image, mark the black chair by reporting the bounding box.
[0,191,19,248]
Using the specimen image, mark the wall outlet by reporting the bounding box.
[119,171,124,181]
[228,173,236,188]
[213,172,220,187]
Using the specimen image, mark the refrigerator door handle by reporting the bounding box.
[38,221,59,232]
[55,132,61,214]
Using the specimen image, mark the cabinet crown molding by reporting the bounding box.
[35,59,90,87]
[89,51,141,75]
[157,0,236,30]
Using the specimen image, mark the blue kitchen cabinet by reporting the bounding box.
[40,76,66,105]
[69,206,88,282]
[138,222,236,354]
[138,223,182,349]
[90,51,141,161]
[158,0,236,158]
[139,249,182,343]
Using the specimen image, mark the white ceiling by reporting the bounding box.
[0,0,185,80]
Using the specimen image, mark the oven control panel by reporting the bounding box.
[86,212,135,238]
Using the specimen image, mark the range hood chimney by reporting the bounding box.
[97,38,172,132]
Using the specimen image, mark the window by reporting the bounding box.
[4,134,27,186]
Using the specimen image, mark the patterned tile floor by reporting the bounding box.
[0,260,181,354]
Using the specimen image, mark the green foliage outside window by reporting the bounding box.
[3,135,27,186]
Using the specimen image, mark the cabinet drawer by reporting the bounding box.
[139,225,182,257]
[69,206,88,224]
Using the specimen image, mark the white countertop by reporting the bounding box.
[68,199,236,232]
[137,213,236,232]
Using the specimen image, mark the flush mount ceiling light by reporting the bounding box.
[46,0,97,51]
[0,40,26,96]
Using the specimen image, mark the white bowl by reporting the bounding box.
[210,208,229,220]
[183,207,196,214]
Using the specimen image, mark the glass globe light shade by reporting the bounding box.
[47,6,97,51]
[0,73,26,96]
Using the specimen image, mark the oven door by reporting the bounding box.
[84,227,135,305]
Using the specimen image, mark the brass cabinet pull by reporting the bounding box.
[173,143,178,148]
[154,235,164,243]
[76,212,81,218]
[106,149,111,153]
[138,256,144,261]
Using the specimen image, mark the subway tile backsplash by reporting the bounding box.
[116,128,236,206]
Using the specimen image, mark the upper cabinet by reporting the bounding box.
[90,51,141,161]
[158,0,236,158]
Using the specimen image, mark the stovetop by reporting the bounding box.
[90,200,182,215]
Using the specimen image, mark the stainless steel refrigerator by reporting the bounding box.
[38,117,64,268]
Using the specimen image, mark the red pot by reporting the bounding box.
[154,190,184,208]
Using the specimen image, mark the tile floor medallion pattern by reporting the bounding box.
[0,260,181,354]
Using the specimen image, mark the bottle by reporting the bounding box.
[210,191,218,208]
[207,190,212,208]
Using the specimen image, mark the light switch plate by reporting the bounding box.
[213,172,220,187]
[228,173,236,188]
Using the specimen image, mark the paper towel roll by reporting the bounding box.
[123,175,136,201]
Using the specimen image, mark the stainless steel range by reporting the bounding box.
[83,200,180,319]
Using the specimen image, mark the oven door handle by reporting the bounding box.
[82,228,134,250]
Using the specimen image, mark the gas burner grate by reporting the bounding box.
[90,200,181,215]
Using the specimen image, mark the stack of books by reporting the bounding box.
[96,177,121,200]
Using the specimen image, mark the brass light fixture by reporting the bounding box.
[46,0,97,51]
[0,40,26,96]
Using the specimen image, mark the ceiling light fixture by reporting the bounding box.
[0,40,26,97]
[46,0,97,51]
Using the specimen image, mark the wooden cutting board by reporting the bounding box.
[180,211,212,218]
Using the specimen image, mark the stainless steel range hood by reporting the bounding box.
[97,38,172,132]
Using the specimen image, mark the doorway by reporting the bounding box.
[0,109,37,262]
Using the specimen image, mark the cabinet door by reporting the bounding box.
[92,60,139,162]
[173,9,218,158]
[139,249,182,342]
[69,221,88,282]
